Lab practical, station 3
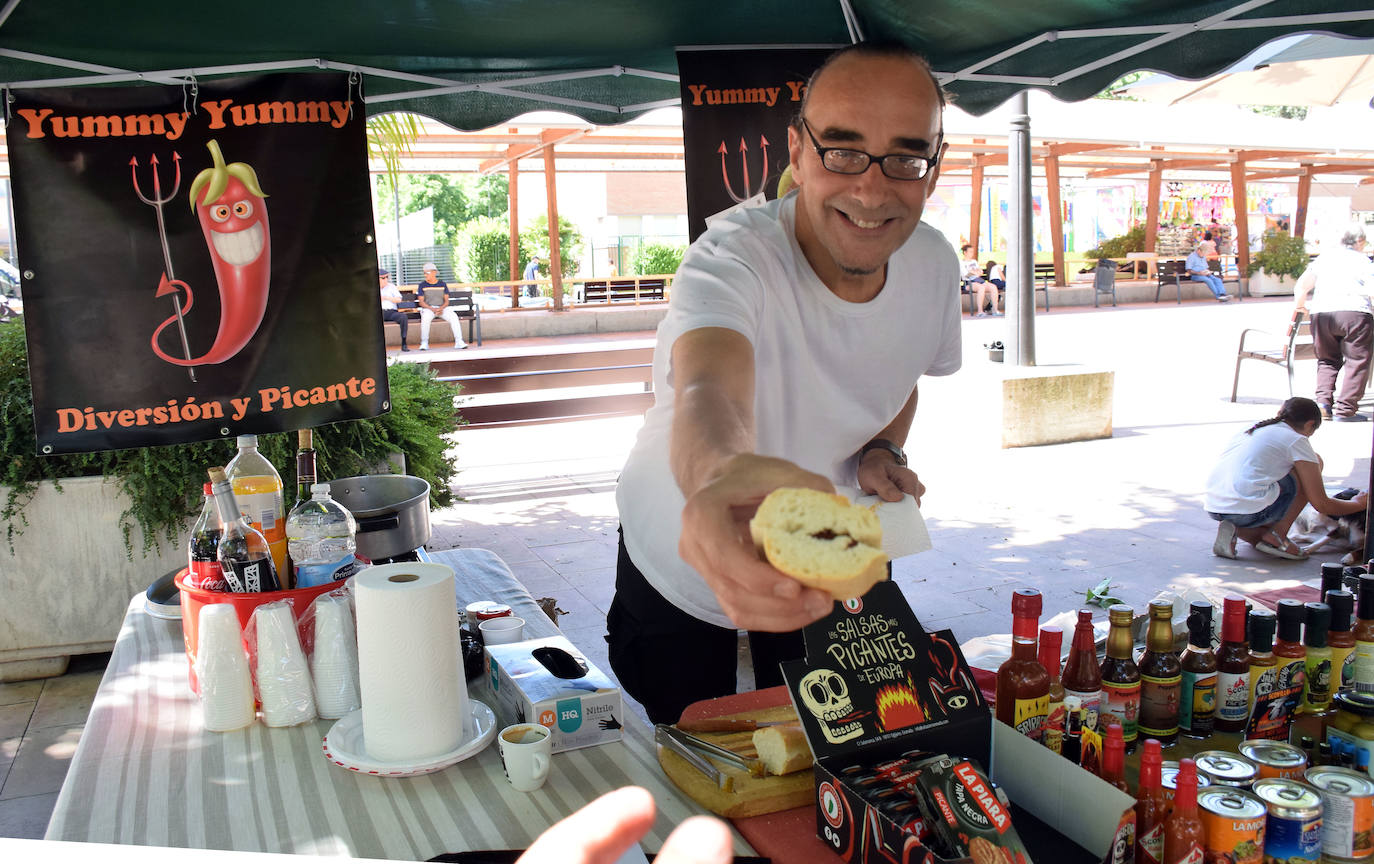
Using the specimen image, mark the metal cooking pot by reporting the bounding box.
[327,474,431,561]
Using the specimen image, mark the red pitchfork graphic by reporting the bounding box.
[718,134,770,203]
[131,152,196,382]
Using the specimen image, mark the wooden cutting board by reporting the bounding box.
[657,702,814,819]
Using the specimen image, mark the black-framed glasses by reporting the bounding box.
[800,118,940,181]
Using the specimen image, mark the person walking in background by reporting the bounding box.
[1185,243,1229,302]
[1205,397,1366,561]
[415,262,467,351]
[523,255,542,293]
[1294,223,1374,422]
[378,268,410,352]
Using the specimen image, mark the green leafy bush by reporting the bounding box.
[0,323,461,555]
[633,243,686,276]
[520,215,585,280]
[458,215,514,283]
[1247,229,1309,279]
[1084,224,1146,260]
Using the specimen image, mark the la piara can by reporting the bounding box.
[1306,765,1374,861]
[1198,787,1266,864]
[1162,761,1213,801]
[1251,778,1323,864]
[1196,750,1260,788]
[1239,739,1308,780]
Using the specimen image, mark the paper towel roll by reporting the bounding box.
[355,562,469,763]
[837,486,932,559]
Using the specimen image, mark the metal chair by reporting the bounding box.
[1093,259,1118,308]
[1231,310,1313,401]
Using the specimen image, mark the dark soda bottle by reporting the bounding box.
[186,482,227,591]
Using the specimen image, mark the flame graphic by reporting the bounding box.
[874,676,926,730]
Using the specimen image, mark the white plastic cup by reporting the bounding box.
[196,604,255,732]
[254,602,317,727]
[498,723,552,792]
[310,594,361,719]
[479,616,525,645]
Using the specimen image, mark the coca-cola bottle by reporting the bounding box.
[208,466,281,593]
[186,482,227,591]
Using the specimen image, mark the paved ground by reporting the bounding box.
[3,292,1368,838]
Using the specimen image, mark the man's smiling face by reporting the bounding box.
[788,53,944,298]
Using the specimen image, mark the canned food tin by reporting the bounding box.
[1306,765,1374,861]
[1163,761,1213,801]
[464,601,512,625]
[1198,788,1266,864]
[1240,739,1309,780]
[1253,777,1323,863]
[1196,750,1260,787]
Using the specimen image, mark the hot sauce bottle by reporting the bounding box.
[1136,738,1168,864]
[1062,694,1083,765]
[1039,626,1067,754]
[1271,599,1308,737]
[1101,604,1140,751]
[1328,589,1357,691]
[1354,575,1374,694]
[1179,601,1217,739]
[1101,723,1129,792]
[1214,595,1251,734]
[1062,609,1103,733]
[1162,759,1206,864]
[1138,600,1182,746]
[1245,608,1281,739]
[1301,601,1333,714]
[996,589,1050,741]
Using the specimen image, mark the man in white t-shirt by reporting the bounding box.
[609,42,962,724]
[1294,224,1374,421]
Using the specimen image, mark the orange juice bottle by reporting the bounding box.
[225,434,288,586]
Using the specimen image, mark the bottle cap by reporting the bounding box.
[1188,601,1213,646]
[1108,603,1133,624]
[1222,595,1249,642]
[236,434,257,447]
[1323,562,1347,594]
[1149,599,1172,619]
[1304,601,1331,647]
[203,482,213,495]
[311,483,331,495]
[1038,627,1063,676]
[1077,609,1093,624]
[1277,598,1306,643]
[1248,608,1277,652]
[1360,575,1374,620]
[1176,758,1198,799]
[1011,588,1042,618]
[1327,589,1355,633]
[207,466,228,485]
[1139,738,1162,788]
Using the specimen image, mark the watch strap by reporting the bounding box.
[860,438,907,467]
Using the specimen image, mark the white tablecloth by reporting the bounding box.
[45,548,753,860]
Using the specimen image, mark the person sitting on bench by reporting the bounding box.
[962,244,1000,317]
[1186,244,1230,302]
[416,262,467,351]
[378,268,410,352]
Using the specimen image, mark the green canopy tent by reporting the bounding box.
[0,0,1368,126]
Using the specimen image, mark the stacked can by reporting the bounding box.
[1307,766,1374,862]
[1252,778,1323,864]
[1197,788,1266,864]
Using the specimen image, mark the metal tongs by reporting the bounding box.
[654,724,766,791]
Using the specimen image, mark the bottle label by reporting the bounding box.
[1246,661,1304,740]
[1217,670,1251,723]
[1012,694,1049,740]
[1339,644,1357,689]
[1358,639,1374,693]
[1303,652,1333,710]
[1138,672,1181,738]
[1137,823,1164,864]
[1176,844,1204,864]
[1101,679,1140,741]
[186,558,227,592]
[223,555,279,593]
[294,553,363,589]
[1063,687,1101,733]
[1179,669,1217,733]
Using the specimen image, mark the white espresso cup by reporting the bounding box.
[498,722,552,792]
[479,615,526,645]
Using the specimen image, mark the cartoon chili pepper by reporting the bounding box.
[149,139,270,367]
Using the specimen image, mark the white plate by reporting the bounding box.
[322,700,496,777]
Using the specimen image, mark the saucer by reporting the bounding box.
[322,699,496,777]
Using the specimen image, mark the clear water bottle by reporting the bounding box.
[286,483,361,588]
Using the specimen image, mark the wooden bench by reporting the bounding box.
[386,288,482,344]
[961,266,1050,315]
[1231,310,1314,401]
[581,279,666,304]
[431,342,655,427]
[1157,260,1243,304]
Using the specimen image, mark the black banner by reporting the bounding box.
[8,72,387,454]
[677,47,834,241]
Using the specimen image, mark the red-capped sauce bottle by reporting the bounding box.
[1039,626,1066,754]
[1136,738,1168,864]
[1214,595,1251,733]
[996,588,1050,741]
[1062,609,1103,733]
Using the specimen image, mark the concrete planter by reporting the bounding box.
[0,475,188,681]
[1248,269,1296,297]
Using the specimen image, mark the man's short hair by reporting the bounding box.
[961,244,973,253]
[1341,223,1367,248]
[796,40,948,127]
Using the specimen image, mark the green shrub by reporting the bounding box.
[458,215,514,283]
[1084,224,1146,260]
[0,323,461,556]
[520,215,584,280]
[633,243,686,276]
[1247,230,1309,279]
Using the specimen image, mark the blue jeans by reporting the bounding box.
[1190,273,1227,299]
[1207,473,1297,528]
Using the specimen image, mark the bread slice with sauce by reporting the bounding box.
[748,487,887,601]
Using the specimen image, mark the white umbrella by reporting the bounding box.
[1121,35,1374,108]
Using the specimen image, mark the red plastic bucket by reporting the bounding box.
[175,569,339,694]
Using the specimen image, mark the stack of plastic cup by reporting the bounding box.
[196,603,255,733]
[253,601,318,727]
[310,593,361,719]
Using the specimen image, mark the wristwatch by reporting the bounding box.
[859,438,907,467]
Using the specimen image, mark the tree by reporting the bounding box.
[633,243,686,276]
[520,215,585,280]
[457,215,513,283]
[374,174,471,247]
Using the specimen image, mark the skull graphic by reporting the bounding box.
[799,667,863,744]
